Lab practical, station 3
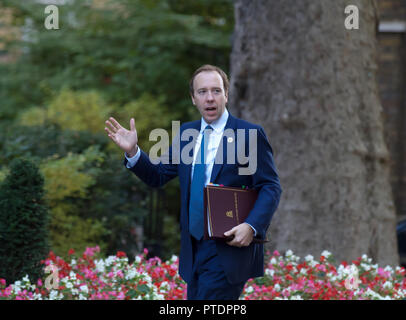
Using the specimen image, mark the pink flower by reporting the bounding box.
[84,246,100,257]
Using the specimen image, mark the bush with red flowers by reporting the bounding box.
[1,248,405,300]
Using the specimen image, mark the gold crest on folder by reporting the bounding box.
[225,210,233,218]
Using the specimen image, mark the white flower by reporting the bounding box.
[22,275,30,283]
[383,281,392,290]
[105,256,115,266]
[265,269,275,277]
[363,288,386,300]
[321,250,331,258]
[66,282,73,289]
[69,271,77,280]
[344,265,358,276]
[384,266,393,274]
[305,255,314,262]
[274,284,281,292]
[70,259,77,266]
[361,263,371,271]
[144,274,152,284]
[270,257,277,265]
[95,259,105,273]
[245,286,254,293]
[160,281,169,291]
[79,285,88,294]
[290,295,303,300]
[285,250,293,257]
[79,293,86,300]
[170,255,178,262]
[135,256,142,264]
[49,290,60,300]
[330,276,337,282]
[33,293,43,300]
[125,268,137,280]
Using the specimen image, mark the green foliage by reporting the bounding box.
[0,0,233,123]
[0,158,50,285]
[39,146,108,258]
[0,0,234,259]
[49,209,107,260]
[18,89,114,134]
[41,146,104,202]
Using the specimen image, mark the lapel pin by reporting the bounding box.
[227,137,233,143]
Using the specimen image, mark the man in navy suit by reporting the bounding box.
[105,65,282,300]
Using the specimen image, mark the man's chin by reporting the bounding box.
[203,115,219,124]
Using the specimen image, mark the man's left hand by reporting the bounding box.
[224,223,254,247]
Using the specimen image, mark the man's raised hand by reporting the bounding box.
[105,117,138,157]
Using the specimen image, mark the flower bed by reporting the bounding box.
[1,247,405,300]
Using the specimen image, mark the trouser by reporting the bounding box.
[187,237,246,300]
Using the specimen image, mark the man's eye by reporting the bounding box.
[198,90,206,94]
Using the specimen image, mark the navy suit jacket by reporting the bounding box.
[124,113,282,284]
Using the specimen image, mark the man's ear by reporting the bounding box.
[191,94,196,105]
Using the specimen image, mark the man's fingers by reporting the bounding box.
[130,118,136,132]
[109,117,122,130]
[224,226,237,237]
[105,126,114,136]
[105,127,118,143]
[105,120,118,133]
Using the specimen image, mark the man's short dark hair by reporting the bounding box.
[189,64,229,97]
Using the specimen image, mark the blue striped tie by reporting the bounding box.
[189,125,213,240]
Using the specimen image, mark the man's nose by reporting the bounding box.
[206,91,214,101]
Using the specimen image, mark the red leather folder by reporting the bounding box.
[203,185,269,243]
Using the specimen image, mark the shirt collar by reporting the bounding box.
[200,108,229,133]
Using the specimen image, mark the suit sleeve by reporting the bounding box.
[123,143,178,188]
[244,127,282,240]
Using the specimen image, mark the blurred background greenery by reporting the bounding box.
[0,0,234,260]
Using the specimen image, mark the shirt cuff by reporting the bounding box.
[246,223,257,237]
[125,147,141,168]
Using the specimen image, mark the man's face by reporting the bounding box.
[191,71,228,124]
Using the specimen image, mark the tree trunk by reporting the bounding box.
[230,0,399,266]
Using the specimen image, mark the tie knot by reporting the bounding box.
[205,125,213,131]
